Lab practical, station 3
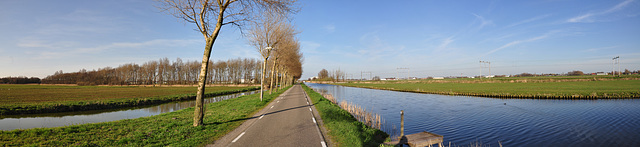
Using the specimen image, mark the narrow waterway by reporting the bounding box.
[0,91,258,131]
[305,83,640,147]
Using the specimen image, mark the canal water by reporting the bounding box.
[0,91,258,131]
[305,83,640,147]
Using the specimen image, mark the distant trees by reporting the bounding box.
[0,77,41,84]
[318,69,329,79]
[42,58,263,85]
[567,70,584,76]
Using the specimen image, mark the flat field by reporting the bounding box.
[0,85,258,115]
[0,85,249,105]
[336,75,640,98]
[0,86,288,146]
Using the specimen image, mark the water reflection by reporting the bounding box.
[305,83,640,147]
[0,91,257,131]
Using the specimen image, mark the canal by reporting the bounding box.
[305,83,640,147]
[0,90,258,131]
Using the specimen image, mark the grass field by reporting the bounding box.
[0,85,258,115]
[0,86,289,146]
[302,84,388,146]
[335,75,640,99]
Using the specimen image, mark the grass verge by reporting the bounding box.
[0,86,289,146]
[302,83,388,147]
[0,85,258,115]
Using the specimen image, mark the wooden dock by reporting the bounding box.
[384,131,444,147]
[384,110,444,147]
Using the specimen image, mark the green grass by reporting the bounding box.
[0,86,289,146]
[0,85,258,115]
[302,84,388,147]
[336,76,640,99]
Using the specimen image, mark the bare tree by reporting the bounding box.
[247,13,297,101]
[156,0,297,126]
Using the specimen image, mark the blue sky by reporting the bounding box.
[1,0,639,79]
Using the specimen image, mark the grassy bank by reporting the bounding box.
[0,86,289,146]
[336,76,640,99]
[301,84,388,146]
[0,85,258,115]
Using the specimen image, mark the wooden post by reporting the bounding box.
[400,110,404,138]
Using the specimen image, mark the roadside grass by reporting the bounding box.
[0,86,289,146]
[302,84,388,147]
[337,79,640,99]
[0,85,258,115]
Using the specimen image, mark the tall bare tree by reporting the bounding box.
[247,13,297,101]
[156,0,297,126]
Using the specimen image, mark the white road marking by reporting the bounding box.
[309,108,312,111]
[277,101,280,103]
[307,101,309,104]
[259,114,264,119]
[270,106,274,109]
[312,117,317,124]
[232,132,245,143]
[321,141,327,147]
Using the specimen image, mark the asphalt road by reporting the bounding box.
[210,84,327,147]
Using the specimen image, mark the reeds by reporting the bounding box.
[313,88,385,130]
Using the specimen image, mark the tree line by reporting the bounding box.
[0,77,41,84]
[42,58,269,86]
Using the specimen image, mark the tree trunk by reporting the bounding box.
[260,57,268,101]
[269,60,277,94]
[194,25,223,127]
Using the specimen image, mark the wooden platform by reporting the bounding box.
[384,131,444,147]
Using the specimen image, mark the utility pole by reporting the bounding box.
[361,71,372,80]
[397,68,409,80]
[479,61,491,78]
[613,56,620,77]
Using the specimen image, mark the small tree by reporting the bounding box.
[567,70,584,76]
[318,69,329,79]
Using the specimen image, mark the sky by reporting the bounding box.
[1,0,639,79]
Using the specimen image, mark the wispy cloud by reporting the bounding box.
[482,31,558,57]
[20,39,200,59]
[567,0,634,23]
[506,14,551,28]
[437,37,454,50]
[323,24,336,33]
[472,13,494,29]
[583,46,619,52]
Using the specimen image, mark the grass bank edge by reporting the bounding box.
[0,86,289,146]
[335,80,640,99]
[301,83,389,147]
[0,86,259,115]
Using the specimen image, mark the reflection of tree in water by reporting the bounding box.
[143,91,258,113]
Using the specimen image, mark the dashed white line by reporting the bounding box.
[309,108,312,111]
[270,106,274,109]
[277,101,280,103]
[259,114,264,119]
[312,117,317,124]
[232,132,245,143]
[321,141,327,147]
[306,101,309,104]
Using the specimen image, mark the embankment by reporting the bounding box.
[301,83,388,146]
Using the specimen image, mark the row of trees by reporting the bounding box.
[42,58,267,86]
[0,77,41,84]
[315,68,346,82]
[156,0,299,126]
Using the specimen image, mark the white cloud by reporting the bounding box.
[506,14,551,28]
[323,24,336,33]
[567,0,634,23]
[437,37,454,50]
[472,13,494,29]
[482,31,557,57]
